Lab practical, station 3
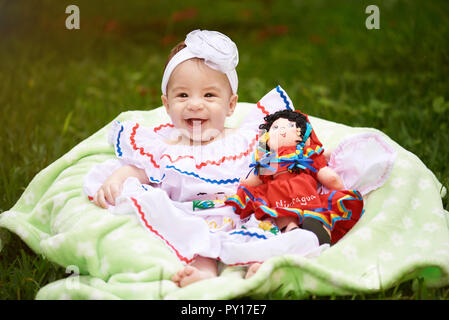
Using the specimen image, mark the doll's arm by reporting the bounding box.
[323,148,332,163]
[239,171,263,187]
[317,166,344,190]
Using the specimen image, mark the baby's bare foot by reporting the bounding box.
[245,263,262,279]
[171,265,217,287]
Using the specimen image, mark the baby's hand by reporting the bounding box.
[93,175,125,209]
[93,165,148,209]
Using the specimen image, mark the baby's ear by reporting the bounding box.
[227,94,238,116]
[161,94,169,110]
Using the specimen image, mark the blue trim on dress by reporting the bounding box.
[165,165,240,185]
[230,230,267,239]
[276,85,293,110]
[116,123,124,157]
[148,173,165,183]
[239,185,269,206]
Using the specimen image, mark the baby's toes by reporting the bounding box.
[171,269,183,283]
[183,265,196,277]
[245,263,262,279]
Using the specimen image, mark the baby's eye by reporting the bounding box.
[177,93,188,98]
[288,123,295,128]
[204,93,215,98]
[272,125,279,130]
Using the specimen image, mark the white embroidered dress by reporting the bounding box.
[84,86,396,265]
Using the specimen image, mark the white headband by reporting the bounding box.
[161,29,239,95]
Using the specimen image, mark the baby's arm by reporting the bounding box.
[93,165,149,208]
[316,166,344,190]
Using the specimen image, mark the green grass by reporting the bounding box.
[0,232,66,300]
[0,0,448,299]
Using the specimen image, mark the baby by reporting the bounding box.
[93,30,239,208]
[85,30,325,288]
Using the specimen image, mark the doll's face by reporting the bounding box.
[267,118,301,151]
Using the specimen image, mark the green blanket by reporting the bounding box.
[1,103,448,300]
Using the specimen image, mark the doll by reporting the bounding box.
[225,109,364,245]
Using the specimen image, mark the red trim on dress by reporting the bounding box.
[130,197,268,266]
[130,104,267,169]
[160,134,259,169]
[257,101,270,115]
[217,257,264,266]
[130,123,161,168]
[153,123,174,133]
[130,197,195,264]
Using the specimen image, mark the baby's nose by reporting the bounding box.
[187,99,205,111]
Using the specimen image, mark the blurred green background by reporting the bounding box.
[0,0,448,299]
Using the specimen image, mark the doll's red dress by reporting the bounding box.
[225,143,364,244]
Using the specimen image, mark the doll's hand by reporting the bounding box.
[317,166,344,190]
[93,165,148,209]
[323,148,332,163]
[239,172,263,187]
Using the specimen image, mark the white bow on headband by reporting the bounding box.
[161,29,239,95]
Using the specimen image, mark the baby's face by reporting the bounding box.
[267,118,300,151]
[162,59,237,143]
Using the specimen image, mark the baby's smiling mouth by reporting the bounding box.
[280,133,286,138]
[185,118,208,128]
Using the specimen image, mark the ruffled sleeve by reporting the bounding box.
[326,132,397,195]
[235,85,296,135]
[304,144,327,179]
[257,85,295,115]
[108,120,165,183]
